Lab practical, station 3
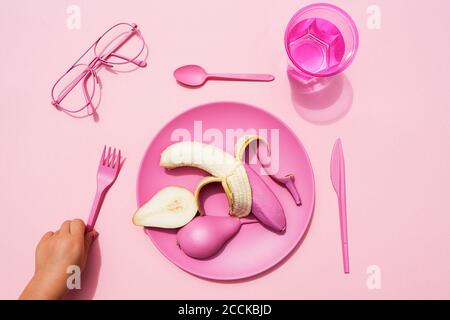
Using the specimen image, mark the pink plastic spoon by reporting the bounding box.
[174,65,275,87]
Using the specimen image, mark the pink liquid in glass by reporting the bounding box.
[287,18,345,75]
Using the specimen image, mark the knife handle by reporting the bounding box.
[339,195,350,274]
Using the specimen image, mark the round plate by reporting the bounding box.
[136,102,315,281]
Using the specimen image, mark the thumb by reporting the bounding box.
[84,230,99,253]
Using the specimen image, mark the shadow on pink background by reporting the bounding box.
[289,73,354,125]
[1,0,450,299]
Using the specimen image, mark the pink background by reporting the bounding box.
[1,0,449,299]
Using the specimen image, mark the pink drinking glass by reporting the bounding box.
[284,3,359,81]
[51,22,147,119]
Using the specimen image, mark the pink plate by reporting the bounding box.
[136,102,315,281]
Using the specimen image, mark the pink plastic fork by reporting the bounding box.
[86,146,122,232]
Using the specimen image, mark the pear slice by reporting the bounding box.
[133,186,198,228]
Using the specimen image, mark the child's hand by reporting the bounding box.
[20,219,98,300]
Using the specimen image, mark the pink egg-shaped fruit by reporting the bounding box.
[177,216,241,259]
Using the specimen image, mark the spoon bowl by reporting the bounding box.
[174,65,208,87]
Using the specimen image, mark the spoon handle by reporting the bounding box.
[208,73,275,82]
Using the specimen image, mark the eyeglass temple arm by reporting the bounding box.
[54,57,113,105]
[97,28,147,67]
[82,72,98,118]
[54,69,91,104]
[106,52,147,67]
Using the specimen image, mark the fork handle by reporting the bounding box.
[86,187,108,232]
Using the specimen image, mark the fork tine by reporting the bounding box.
[114,150,121,169]
[109,149,116,167]
[106,146,112,166]
[100,146,106,165]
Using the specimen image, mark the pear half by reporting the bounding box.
[133,186,198,228]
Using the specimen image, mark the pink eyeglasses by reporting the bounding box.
[51,22,147,119]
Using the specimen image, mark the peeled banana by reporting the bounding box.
[160,141,252,218]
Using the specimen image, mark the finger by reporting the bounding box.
[84,230,99,253]
[59,220,71,234]
[70,219,86,236]
[40,231,54,241]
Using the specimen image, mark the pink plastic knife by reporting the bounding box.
[330,139,350,274]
